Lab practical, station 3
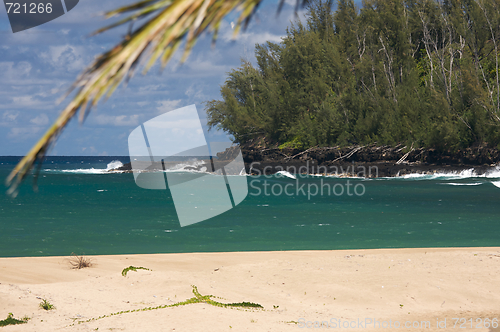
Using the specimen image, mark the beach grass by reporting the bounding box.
[121,266,150,276]
[73,285,263,326]
[69,253,92,269]
[0,313,29,327]
[39,299,55,311]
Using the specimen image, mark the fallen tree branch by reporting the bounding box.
[396,143,415,164]
[331,146,365,162]
[285,145,318,161]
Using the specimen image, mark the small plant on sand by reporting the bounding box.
[73,285,263,326]
[39,299,55,311]
[121,266,150,276]
[69,253,92,269]
[0,313,29,327]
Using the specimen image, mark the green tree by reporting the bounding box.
[206,0,500,151]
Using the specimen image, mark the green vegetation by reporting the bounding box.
[69,253,92,269]
[206,0,500,152]
[73,285,263,326]
[121,266,151,276]
[0,313,29,327]
[39,299,55,311]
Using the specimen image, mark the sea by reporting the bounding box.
[1,156,499,257]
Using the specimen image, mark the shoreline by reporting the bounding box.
[114,143,500,178]
[242,143,500,177]
[2,247,499,331]
[2,245,500,259]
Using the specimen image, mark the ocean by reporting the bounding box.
[1,156,499,257]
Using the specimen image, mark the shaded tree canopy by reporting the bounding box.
[206,0,500,151]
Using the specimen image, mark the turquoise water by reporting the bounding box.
[1,156,500,257]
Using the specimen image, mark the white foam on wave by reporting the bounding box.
[399,169,477,180]
[377,166,500,181]
[491,181,500,188]
[48,168,110,174]
[322,174,366,179]
[44,160,125,174]
[166,159,206,172]
[275,170,297,179]
[106,160,123,171]
[486,167,500,178]
[439,182,483,186]
[166,163,250,176]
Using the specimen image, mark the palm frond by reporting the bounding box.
[5,0,306,196]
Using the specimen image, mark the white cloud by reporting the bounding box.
[30,113,49,126]
[220,16,285,46]
[185,84,208,101]
[3,111,19,122]
[0,61,32,79]
[156,99,182,114]
[11,96,38,108]
[138,84,165,93]
[39,44,86,71]
[186,56,233,76]
[0,0,296,155]
[221,24,285,45]
[7,126,43,140]
[92,114,140,126]
[243,31,286,45]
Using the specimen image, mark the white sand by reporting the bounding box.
[1,248,499,331]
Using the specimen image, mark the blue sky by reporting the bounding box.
[0,0,310,156]
[0,0,364,156]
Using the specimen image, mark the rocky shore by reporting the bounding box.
[114,141,500,177]
[241,142,500,177]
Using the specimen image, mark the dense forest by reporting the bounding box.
[205,0,500,152]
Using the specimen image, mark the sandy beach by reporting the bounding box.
[1,248,499,331]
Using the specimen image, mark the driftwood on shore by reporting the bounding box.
[240,142,500,177]
[113,142,500,177]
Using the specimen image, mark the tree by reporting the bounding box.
[206,0,500,151]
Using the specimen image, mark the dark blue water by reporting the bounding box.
[1,156,499,257]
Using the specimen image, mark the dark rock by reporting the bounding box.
[111,140,500,177]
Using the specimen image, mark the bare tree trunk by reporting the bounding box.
[419,4,454,105]
[357,30,366,60]
[457,35,465,60]
[379,35,397,102]
[434,4,452,105]
[418,10,435,89]
[476,0,500,115]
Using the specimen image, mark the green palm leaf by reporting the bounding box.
[5,0,307,196]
